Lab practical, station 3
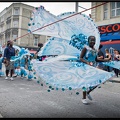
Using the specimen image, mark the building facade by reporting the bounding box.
[0,3,50,50]
[91,2,120,52]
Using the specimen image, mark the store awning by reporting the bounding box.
[100,32,120,41]
[101,40,120,45]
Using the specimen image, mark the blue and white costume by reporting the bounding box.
[28,6,115,92]
[0,57,4,76]
[20,56,26,67]
[14,59,20,69]
[27,58,33,80]
[83,45,98,67]
[20,67,27,78]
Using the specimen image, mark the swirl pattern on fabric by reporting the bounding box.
[32,58,114,89]
[28,6,100,49]
[29,6,114,90]
[102,61,120,70]
[38,37,80,56]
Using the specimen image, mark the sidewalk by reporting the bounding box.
[109,75,120,83]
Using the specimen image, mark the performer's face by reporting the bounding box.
[88,37,96,47]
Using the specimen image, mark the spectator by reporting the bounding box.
[114,49,120,61]
[104,48,112,72]
[96,44,105,70]
[113,49,120,77]
[35,43,43,61]
[3,40,15,80]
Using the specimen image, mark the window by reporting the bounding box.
[103,3,108,19]
[34,37,38,46]
[6,34,10,41]
[12,30,18,41]
[14,8,19,15]
[7,23,11,29]
[1,26,3,32]
[13,19,19,27]
[111,2,120,17]
[13,21,18,27]
[13,35,17,42]
[1,16,4,22]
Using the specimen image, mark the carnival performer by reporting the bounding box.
[20,56,26,68]
[19,49,33,79]
[20,66,27,79]
[80,36,110,104]
[3,41,15,80]
[14,49,20,77]
[19,56,27,78]
[27,55,33,80]
[28,6,115,106]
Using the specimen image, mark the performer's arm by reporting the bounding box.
[80,47,90,65]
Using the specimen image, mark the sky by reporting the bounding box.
[0,2,91,16]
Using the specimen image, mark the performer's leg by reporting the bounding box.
[107,66,110,72]
[87,85,98,94]
[116,69,119,77]
[81,90,88,105]
[83,91,86,99]
[9,69,14,81]
[114,68,119,77]
[10,69,14,77]
[6,70,9,77]
[86,85,98,101]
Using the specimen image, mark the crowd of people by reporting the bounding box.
[32,36,120,105]
[0,38,120,105]
[112,49,120,77]
[0,40,34,81]
[0,39,119,80]
[101,47,120,76]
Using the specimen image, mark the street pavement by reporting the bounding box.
[0,69,120,118]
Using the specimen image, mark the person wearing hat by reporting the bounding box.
[3,40,15,80]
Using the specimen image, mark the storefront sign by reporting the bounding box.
[98,23,120,34]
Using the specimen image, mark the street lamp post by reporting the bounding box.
[75,2,91,17]
[75,2,78,13]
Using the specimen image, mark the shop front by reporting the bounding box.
[98,23,120,53]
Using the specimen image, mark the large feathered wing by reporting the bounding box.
[28,6,100,50]
[29,6,115,90]
[32,57,114,89]
[102,61,120,70]
[38,37,80,56]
